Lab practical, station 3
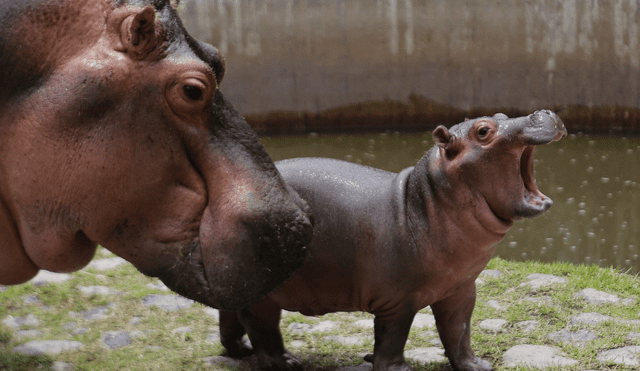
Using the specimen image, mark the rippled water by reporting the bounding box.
[263,132,640,274]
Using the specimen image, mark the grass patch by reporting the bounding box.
[1,254,639,370]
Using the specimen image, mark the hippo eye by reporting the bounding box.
[183,85,203,101]
[478,127,490,138]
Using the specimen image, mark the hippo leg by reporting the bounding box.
[220,310,254,358]
[363,311,416,371]
[239,300,302,371]
[431,283,493,371]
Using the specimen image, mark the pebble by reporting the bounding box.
[172,326,192,334]
[12,340,83,356]
[411,313,435,329]
[86,257,128,271]
[101,331,131,349]
[479,319,507,332]
[204,307,220,320]
[142,294,194,311]
[571,312,613,325]
[325,335,364,346]
[480,269,502,278]
[597,346,640,366]
[516,320,539,333]
[548,329,597,346]
[29,270,71,286]
[309,320,337,333]
[78,285,119,296]
[404,347,446,365]
[2,314,40,328]
[503,344,578,368]
[15,329,44,339]
[353,319,374,328]
[23,295,41,305]
[520,273,567,289]
[574,288,620,304]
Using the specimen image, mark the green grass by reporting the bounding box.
[1,251,639,370]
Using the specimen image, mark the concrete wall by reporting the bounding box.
[179,0,640,133]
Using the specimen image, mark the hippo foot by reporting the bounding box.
[451,356,493,371]
[362,354,415,371]
[222,336,254,358]
[256,350,303,371]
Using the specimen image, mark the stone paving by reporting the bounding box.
[1,260,640,370]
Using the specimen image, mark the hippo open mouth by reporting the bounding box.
[518,145,552,217]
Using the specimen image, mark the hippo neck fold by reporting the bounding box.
[404,150,505,259]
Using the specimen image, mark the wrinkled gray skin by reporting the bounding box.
[0,0,313,310]
[219,110,566,370]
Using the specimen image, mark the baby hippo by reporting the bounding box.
[219,110,567,371]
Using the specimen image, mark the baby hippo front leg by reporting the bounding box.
[363,310,416,371]
[431,283,493,371]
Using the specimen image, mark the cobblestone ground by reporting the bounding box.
[1,254,640,370]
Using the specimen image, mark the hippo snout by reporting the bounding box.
[523,109,567,145]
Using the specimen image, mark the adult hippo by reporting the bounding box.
[0,0,313,310]
[219,110,567,370]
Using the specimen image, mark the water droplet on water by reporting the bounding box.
[566,197,575,204]
[558,149,564,154]
[627,149,633,155]
[570,159,577,164]
[586,167,593,173]
[509,241,518,248]
[545,238,553,244]
[570,246,577,252]
[591,218,598,224]
[601,155,607,161]
[625,260,632,266]
[578,210,586,216]
[589,140,596,146]
[579,202,586,208]
[556,186,563,193]
[521,253,527,259]
[345,154,353,161]
[607,193,613,199]
[587,232,595,238]
[601,177,610,183]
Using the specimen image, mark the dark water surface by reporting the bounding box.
[263,132,640,274]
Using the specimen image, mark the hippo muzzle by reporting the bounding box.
[504,110,567,218]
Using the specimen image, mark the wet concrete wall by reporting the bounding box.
[179,0,640,134]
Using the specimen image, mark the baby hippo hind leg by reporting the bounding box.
[239,299,303,371]
[363,309,416,371]
[430,283,492,371]
[219,310,253,358]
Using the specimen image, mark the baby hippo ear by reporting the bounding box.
[432,126,459,158]
[433,126,451,149]
[117,6,159,60]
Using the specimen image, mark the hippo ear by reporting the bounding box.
[119,6,159,60]
[432,125,460,158]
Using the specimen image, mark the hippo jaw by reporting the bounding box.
[515,145,553,218]
[512,110,566,218]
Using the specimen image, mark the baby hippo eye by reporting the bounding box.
[478,126,490,137]
[183,85,203,101]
